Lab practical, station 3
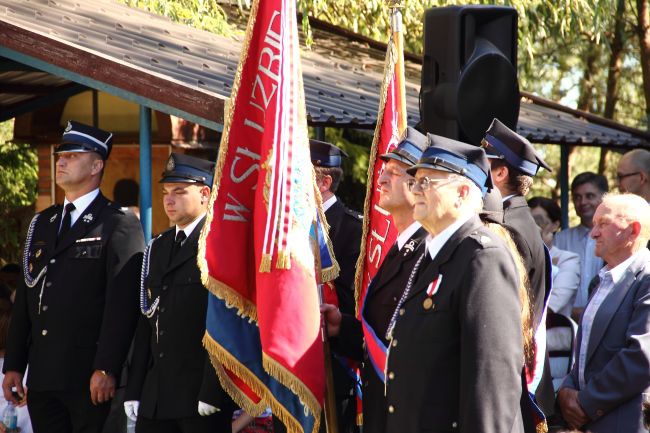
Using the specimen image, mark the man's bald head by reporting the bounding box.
[617,149,650,201]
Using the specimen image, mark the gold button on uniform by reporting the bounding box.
[41,329,48,336]
[388,372,395,380]
[423,298,433,310]
[399,308,405,316]
[392,339,398,347]
[388,405,395,413]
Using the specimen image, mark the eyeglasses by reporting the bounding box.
[406,176,456,192]
[616,172,640,182]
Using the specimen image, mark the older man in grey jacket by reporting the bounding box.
[557,193,650,433]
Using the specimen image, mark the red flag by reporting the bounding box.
[198,0,326,431]
[354,9,408,317]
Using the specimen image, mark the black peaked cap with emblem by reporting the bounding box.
[54,120,113,160]
[160,153,216,187]
[407,133,493,196]
[380,126,428,167]
[310,139,348,168]
[482,118,551,176]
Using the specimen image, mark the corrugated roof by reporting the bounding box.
[0,0,648,149]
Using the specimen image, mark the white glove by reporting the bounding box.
[124,400,139,422]
[198,401,220,416]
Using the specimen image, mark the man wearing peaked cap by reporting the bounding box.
[322,127,429,433]
[482,118,556,421]
[308,139,362,433]
[124,153,235,433]
[381,134,524,433]
[3,121,145,433]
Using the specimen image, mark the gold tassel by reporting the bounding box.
[276,250,291,269]
[259,254,272,273]
[536,421,548,433]
[357,413,363,427]
[321,266,339,284]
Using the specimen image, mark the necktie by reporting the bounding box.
[171,230,186,261]
[58,202,76,239]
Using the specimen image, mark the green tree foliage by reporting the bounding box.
[117,0,235,36]
[0,120,38,264]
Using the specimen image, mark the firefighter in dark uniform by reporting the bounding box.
[124,153,235,433]
[2,121,145,433]
[310,139,362,433]
[481,118,555,419]
[383,135,525,433]
[322,127,428,433]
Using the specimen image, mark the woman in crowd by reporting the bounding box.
[528,197,581,318]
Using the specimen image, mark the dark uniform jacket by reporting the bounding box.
[325,198,363,317]
[502,195,555,417]
[4,193,144,391]
[335,227,427,433]
[125,217,226,419]
[384,216,525,433]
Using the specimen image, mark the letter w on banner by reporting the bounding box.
[354,8,408,317]
[198,0,333,431]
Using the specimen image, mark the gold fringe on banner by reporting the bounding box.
[536,422,548,433]
[353,34,397,317]
[276,250,291,270]
[203,332,268,416]
[259,254,272,273]
[203,331,322,433]
[262,353,322,433]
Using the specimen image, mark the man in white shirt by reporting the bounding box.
[557,193,650,433]
[554,172,609,319]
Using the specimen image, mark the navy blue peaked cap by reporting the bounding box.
[160,153,215,187]
[380,127,428,167]
[482,118,551,176]
[55,120,113,160]
[310,139,348,168]
[407,134,493,196]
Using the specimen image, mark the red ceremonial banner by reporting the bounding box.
[354,14,408,317]
[198,0,328,431]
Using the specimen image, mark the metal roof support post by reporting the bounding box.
[139,105,152,242]
[315,126,325,141]
[560,144,569,229]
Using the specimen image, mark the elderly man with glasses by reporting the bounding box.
[381,134,525,433]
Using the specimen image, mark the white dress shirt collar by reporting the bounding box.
[425,212,474,261]
[63,188,100,226]
[601,249,645,285]
[396,222,422,251]
[322,195,337,213]
[176,212,206,240]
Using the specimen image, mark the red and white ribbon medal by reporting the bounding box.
[423,274,442,310]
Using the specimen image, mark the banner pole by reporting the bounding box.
[313,218,339,433]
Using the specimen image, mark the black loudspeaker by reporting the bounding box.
[420,6,520,146]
